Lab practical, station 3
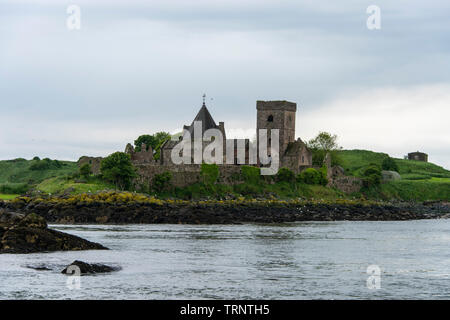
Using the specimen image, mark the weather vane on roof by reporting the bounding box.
[202,93,207,104]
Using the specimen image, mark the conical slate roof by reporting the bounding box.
[185,103,218,136]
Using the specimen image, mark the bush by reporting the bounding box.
[382,157,399,172]
[201,163,219,186]
[0,183,29,194]
[152,171,172,193]
[100,152,136,190]
[79,163,92,179]
[241,166,261,184]
[233,183,262,197]
[29,158,62,171]
[30,159,51,170]
[32,156,40,161]
[318,165,328,186]
[276,167,295,183]
[362,164,382,187]
[297,168,324,185]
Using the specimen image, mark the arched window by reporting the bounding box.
[267,115,273,122]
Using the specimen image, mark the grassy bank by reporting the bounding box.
[338,150,450,201]
[161,181,346,201]
[36,176,115,195]
[1,150,449,202]
[0,194,19,200]
[0,158,77,187]
[338,150,450,179]
[362,178,450,202]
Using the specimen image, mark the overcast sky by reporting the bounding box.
[1,0,449,168]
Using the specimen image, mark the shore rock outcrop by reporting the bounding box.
[61,260,120,275]
[1,196,450,225]
[0,209,108,254]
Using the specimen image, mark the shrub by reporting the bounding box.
[297,168,323,185]
[152,171,172,193]
[362,164,382,187]
[29,158,62,171]
[79,163,92,179]
[233,183,262,197]
[382,157,399,172]
[201,163,219,186]
[276,167,295,183]
[241,166,261,184]
[100,152,136,190]
[32,156,40,161]
[0,183,29,194]
[318,165,328,186]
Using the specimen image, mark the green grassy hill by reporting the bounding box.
[0,158,78,196]
[1,150,449,202]
[338,150,450,201]
[338,149,450,179]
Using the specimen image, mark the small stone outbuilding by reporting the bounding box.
[408,151,428,162]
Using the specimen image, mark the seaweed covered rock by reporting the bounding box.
[0,209,108,254]
[61,260,120,275]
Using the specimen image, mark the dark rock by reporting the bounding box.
[0,210,108,254]
[25,264,52,271]
[0,209,25,224]
[61,260,121,275]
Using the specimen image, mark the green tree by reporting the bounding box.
[381,157,399,172]
[134,132,171,152]
[79,163,91,179]
[307,131,342,166]
[100,152,136,190]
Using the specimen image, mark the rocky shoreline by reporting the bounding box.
[0,209,107,254]
[1,197,449,224]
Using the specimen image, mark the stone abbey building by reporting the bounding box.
[79,100,313,187]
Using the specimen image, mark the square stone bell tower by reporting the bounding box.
[256,100,297,158]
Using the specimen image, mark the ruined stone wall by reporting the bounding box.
[282,148,313,174]
[328,176,363,194]
[78,156,103,175]
[131,149,154,164]
[134,163,245,189]
[408,152,428,162]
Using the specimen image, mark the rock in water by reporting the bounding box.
[61,260,120,275]
[0,210,108,254]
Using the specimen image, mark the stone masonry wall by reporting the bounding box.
[134,164,245,189]
[78,156,103,175]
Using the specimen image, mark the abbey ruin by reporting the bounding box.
[79,99,360,192]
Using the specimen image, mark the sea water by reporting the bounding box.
[1,220,449,299]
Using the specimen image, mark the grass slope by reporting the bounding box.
[0,158,78,184]
[338,150,450,179]
[0,194,19,200]
[36,176,114,195]
[338,150,450,201]
[1,150,449,202]
[0,158,78,197]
